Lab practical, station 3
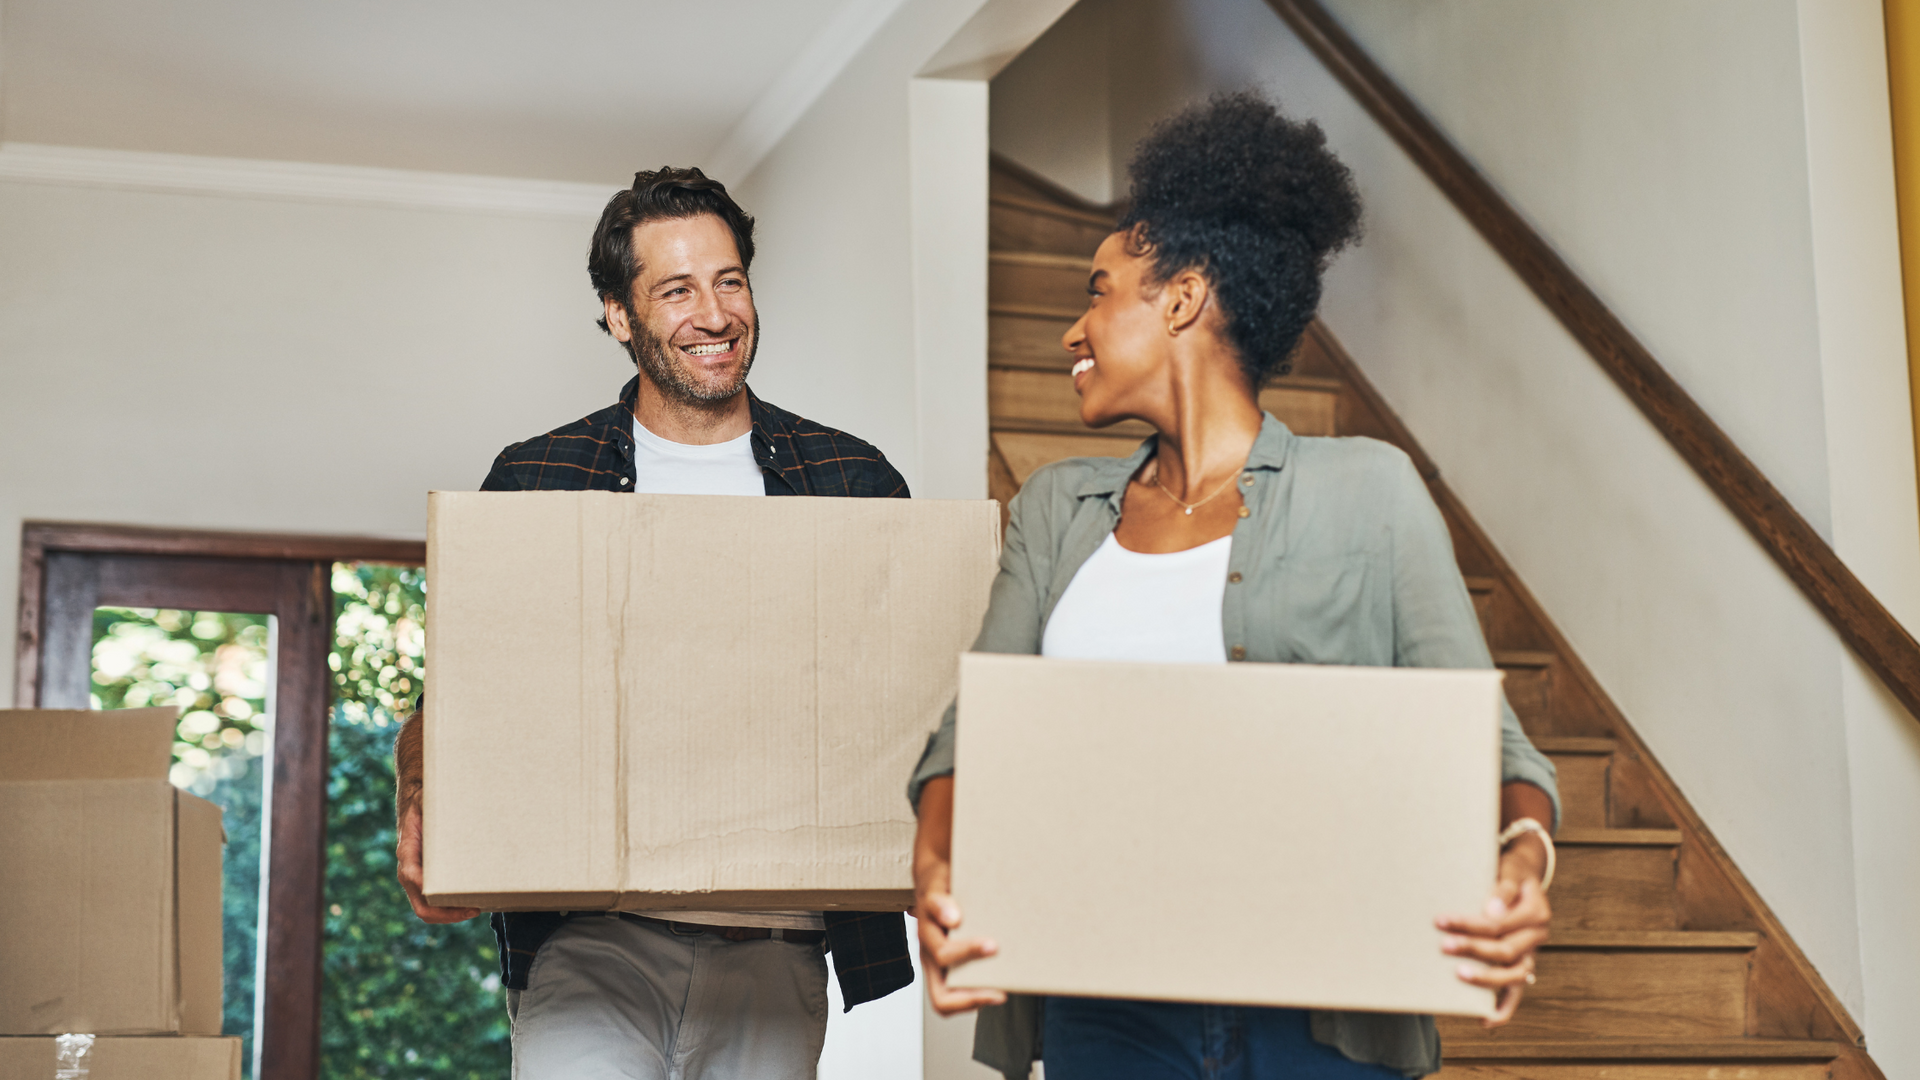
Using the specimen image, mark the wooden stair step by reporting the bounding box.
[1552,832,1681,931]
[1441,1039,1842,1061]
[990,194,1112,256]
[1558,828,1681,846]
[1532,736,1614,830]
[990,309,1079,372]
[991,249,1094,271]
[991,430,1142,486]
[1438,930,1753,1041]
[1436,1039,1841,1079]
[989,192,1115,228]
[989,368,1341,441]
[1531,736,1616,755]
[1544,930,1757,950]
[990,301,1085,322]
[991,250,1094,309]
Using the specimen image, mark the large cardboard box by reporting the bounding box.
[947,655,1503,1018]
[425,492,1000,911]
[0,1036,241,1080]
[0,710,224,1036]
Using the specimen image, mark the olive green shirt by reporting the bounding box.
[908,415,1559,1078]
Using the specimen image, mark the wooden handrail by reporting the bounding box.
[1265,0,1920,726]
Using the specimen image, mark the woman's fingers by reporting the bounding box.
[921,943,1007,1015]
[1442,925,1549,967]
[1455,955,1535,993]
[913,886,1004,1015]
[934,933,999,972]
[1485,982,1525,1028]
[1438,878,1551,939]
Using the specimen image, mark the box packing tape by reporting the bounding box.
[53,1035,91,1080]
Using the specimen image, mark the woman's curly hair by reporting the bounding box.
[1119,92,1362,384]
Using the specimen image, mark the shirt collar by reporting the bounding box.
[1074,412,1296,499]
[610,375,782,466]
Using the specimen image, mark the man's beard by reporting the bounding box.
[627,308,759,406]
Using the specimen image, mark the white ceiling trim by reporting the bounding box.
[0,142,613,217]
[704,0,916,184]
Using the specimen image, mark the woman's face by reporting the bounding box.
[1063,231,1174,429]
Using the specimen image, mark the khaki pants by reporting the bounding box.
[508,915,830,1080]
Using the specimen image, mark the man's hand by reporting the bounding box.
[396,802,482,924]
[392,713,480,924]
[912,777,1006,1016]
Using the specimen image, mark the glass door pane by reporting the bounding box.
[322,563,510,1079]
[90,607,273,1077]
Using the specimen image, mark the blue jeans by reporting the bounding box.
[1042,997,1404,1080]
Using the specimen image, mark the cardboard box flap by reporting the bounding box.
[947,654,1503,1018]
[0,709,178,781]
[174,791,226,1036]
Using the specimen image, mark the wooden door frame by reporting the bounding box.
[15,521,425,1080]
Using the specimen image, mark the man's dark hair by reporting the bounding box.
[1119,92,1362,384]
[588,167,757,333]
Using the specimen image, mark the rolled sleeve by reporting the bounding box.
[906,473,1055,812]
[1386,454,1561,829]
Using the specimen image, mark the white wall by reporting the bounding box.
[989,0,1113,205]
[0,177,615,706]
[988,0,1920,1070]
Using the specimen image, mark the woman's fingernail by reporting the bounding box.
[1441,935,1463,952]
[1457,963,1479,980]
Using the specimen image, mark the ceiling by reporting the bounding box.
[1,0,863,184]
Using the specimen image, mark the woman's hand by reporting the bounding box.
[913,777,1007,1016]
[1438,824,1552,1027]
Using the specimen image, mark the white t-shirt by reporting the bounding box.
[629,417,766,496]
[1041,532,1232,663]
[624,417,823,931]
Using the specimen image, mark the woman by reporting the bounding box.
[907,94,1559,1079]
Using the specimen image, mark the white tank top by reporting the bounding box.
[1041,532,1232,663]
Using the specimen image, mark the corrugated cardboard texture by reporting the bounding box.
[0,781,222,1035]
[174,793,225,1036]
[425,492,999,911]
[0,1036,241,1080]
[947,655,1502,1018]
[0,709,177,781]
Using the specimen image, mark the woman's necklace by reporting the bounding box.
[1146,462,1240,516]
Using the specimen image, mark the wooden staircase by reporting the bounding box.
[984,158,1880,1080]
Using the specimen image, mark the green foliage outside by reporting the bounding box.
[322,563,509,1079]
[89,564,508,1080]
[92,607,272,1068]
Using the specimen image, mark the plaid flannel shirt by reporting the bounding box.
[483,376,915,1009]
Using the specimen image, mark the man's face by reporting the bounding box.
[606,214,758,404]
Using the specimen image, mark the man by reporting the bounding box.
[394,167,915,1079]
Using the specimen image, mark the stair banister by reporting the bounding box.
[1265,0,1920,731]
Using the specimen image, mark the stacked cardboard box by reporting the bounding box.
[0,709,240,1079]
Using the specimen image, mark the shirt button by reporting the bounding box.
[1228,572,1243,584]
[619,477,630,486]
[1237,506,1250,518]
[1241,473,1255,486]
[1230,645,1247,661]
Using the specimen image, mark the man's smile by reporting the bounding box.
[680,339,739,359]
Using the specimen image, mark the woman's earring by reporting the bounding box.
[1167,324,1179,336]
